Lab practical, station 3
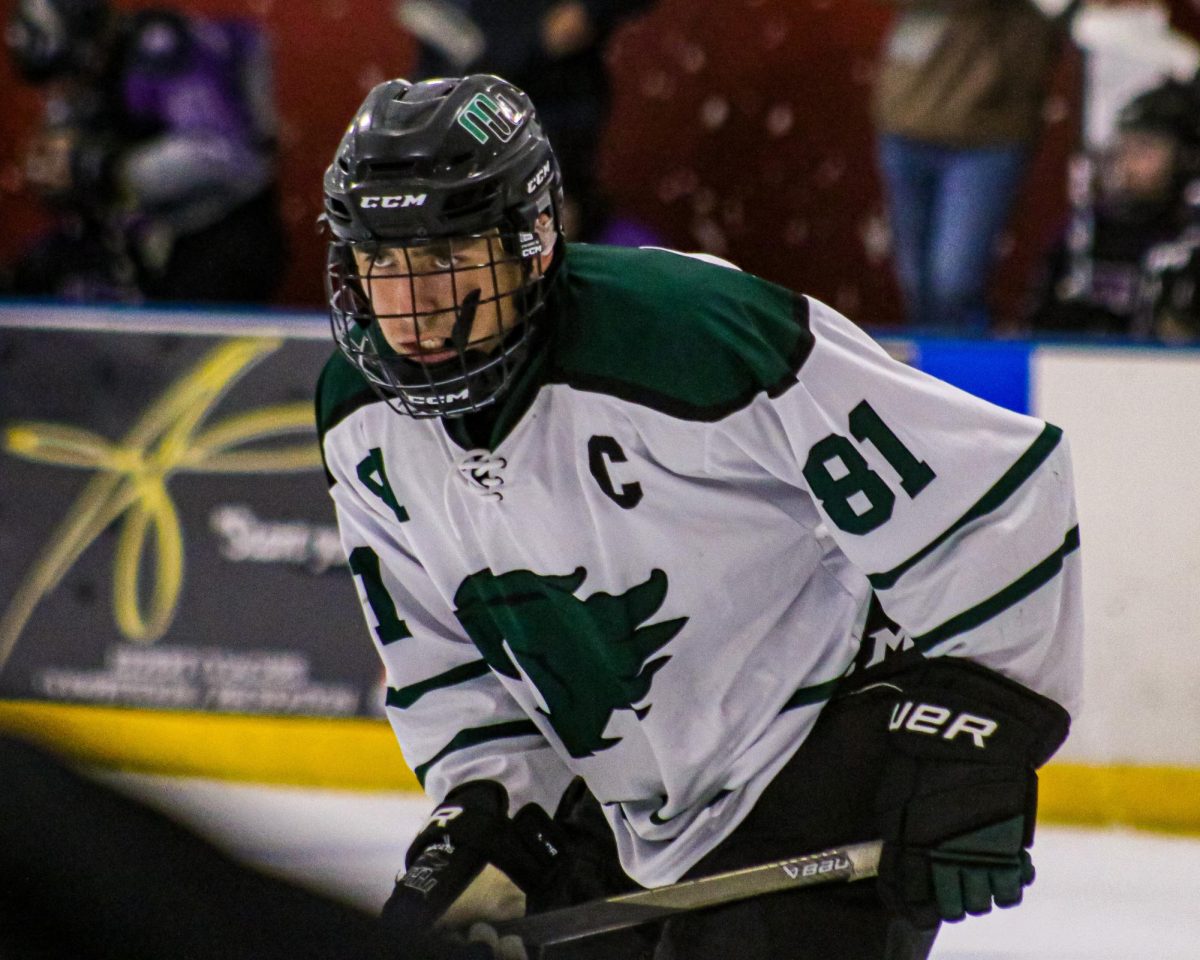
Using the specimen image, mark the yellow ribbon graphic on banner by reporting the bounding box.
[0,337,323,677]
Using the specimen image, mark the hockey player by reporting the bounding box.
[316,75,1083,960]
[1029,75,1200,337]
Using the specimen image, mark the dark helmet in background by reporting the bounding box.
[1116,77,1200,189]
[323,74,564,418]
[1117,78,1200,152]
[5,0,111,82]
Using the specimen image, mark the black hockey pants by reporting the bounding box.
[543,683,938,960]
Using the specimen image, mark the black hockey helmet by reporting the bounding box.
[5,0,111,82]
[1117,78,1200,182]
[1118,79,1200,147]
[323,74,564,418]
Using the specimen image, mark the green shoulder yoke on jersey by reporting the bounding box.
[313,244,816,464]
[315,348,381,485]
[549,244,813,421]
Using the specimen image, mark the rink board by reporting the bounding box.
[1,699,1197,835]
[1,303,1197,833]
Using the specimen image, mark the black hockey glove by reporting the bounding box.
[526,776,641,913]
[381,781,565,940]
[873,658,1070,929]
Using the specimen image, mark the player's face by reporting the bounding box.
[353,232,523,365]
[1104,130,1177,205]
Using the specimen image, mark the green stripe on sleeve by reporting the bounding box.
[869,423,1063,591]
[913,525,1080,652]
[413,719,542,787]
[386,661,492,710]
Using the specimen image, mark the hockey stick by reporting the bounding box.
[494,839,883,949]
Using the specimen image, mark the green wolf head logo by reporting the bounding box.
[453,567,686,758]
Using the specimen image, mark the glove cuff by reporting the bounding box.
[882,657,1070,768]
[385,780,566,934]
[406,781,565,895]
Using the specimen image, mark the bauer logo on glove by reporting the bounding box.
[888,702,999,748]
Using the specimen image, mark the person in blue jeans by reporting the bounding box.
[879,136,1030,333]
[872,0,1079,332]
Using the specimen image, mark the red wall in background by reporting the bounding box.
[0,0,1080,327]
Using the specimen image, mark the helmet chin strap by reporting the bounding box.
[451,288,481,353]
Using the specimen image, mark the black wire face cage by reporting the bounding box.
[327,229,550,418]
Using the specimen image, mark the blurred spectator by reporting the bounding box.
[1,0,286,304]
[1070,0,1199,149]
[395,0,656,242]
[1028,74,1200,339]
[1141,223,1200,340]
[872,0,1080,333]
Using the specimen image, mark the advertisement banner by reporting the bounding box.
[0,324,382,721]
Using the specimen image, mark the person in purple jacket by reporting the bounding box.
[3,0,286,303]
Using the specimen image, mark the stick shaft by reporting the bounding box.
[496,839,883,947]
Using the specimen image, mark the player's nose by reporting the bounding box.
[369,274,437,319]
[375,289,458,346]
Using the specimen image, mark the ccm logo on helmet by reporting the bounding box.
[360,194,428,209]
[889,701,998,748]
[526,160,551,194]
[408,389,469,405]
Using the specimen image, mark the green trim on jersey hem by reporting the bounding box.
[386,661,491,710]
[868,423,1064,591]
[913,525,1081,652]
[413,719,542,787]
[648,787,732,825]
[779,675,843,712]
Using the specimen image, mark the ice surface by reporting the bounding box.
[101,773,1200,959]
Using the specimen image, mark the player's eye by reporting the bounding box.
[423,242,459,270]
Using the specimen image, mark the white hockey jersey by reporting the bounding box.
[317,244,1083,888]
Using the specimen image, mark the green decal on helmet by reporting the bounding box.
[457,92,523,145]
